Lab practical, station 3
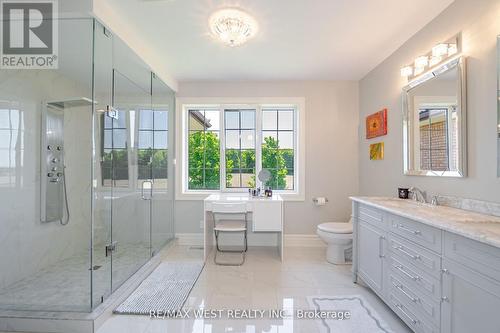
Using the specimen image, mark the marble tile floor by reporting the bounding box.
[96,245,411,333]
[0,243,152,312]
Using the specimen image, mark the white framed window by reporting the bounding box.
[176,97,306,201]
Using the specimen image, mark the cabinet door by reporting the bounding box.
[252,200,282,232]
[358,221,385,293]
[442,259,500,333]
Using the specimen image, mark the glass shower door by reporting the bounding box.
[110,69,152,292]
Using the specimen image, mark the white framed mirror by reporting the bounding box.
[402,56,467,177]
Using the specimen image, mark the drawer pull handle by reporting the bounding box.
[397,223,421,235]
[395,284,419,303]
[395,265,421,281]
[394,303,419,325]
[394,245,421,260]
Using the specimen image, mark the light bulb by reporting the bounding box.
[400,66,413,77]
[432,43,448,57]
[414,66,425,76]
[429,56,442,67]
[414,56,429,69]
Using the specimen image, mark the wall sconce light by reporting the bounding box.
[399,35,461,81]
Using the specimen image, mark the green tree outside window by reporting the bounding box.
[261,136,289,189]
[188,131,233,189]
[188,133,293,190]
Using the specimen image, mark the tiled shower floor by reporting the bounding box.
[0,243,151,312]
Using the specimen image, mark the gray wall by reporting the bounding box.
[175,81,359,235]
[359,0,500,200]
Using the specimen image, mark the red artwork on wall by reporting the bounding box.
[366,108,388,139]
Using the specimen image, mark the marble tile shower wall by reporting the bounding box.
[0,71,92,291]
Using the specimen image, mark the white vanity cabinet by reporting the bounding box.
[351,198,500,333]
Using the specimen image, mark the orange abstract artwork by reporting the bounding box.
[366,108,388,139]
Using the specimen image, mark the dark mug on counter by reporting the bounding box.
[398,188,409,199]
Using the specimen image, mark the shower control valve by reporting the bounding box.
[47,145,53,150]
[51,158,58,163]
[56,146,62,151]
[47,172,54,177]
[56,172,63,177]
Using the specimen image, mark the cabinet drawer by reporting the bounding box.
[358,204,385,228]
[389,273,440,327]
[388,214,442,253]
[389,254,441,300]
[389,293,439,333]
[389,234,441,279]
[444,232,500,281]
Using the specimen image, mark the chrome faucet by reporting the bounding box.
[409,187,426,203]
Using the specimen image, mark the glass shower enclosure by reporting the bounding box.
[0,18,175,312]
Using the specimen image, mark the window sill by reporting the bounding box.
[175,190,304,201]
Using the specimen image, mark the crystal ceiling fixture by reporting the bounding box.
[209,8,258,47]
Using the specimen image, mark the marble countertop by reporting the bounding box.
[350,196,500,248]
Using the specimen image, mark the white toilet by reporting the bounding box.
[317,219,353,264]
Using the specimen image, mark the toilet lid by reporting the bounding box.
[318,222,353,234]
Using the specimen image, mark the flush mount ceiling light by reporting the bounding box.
[209,8,258,47]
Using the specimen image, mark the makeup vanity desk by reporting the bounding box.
[203,193,284,261]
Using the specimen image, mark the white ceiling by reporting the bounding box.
[104,0,454,82]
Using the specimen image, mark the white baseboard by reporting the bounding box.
[284,234,326,248]
[176,233,325,248]
[176,233,204,246]
[176,233,277,247]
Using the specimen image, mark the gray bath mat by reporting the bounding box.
[307,295,394,333]
[114,261,204,315]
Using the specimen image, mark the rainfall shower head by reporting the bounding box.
[47,97,94,109]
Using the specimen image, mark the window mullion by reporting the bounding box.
[238,110,242,188]
[255,105,262,190]
[127,111,134,190]
[184,107,189,192]
[220,106,226,191]
[294,106,298,191]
